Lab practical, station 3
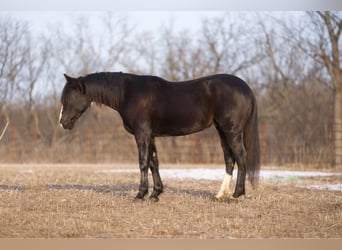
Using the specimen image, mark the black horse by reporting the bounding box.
[59,72,260,202]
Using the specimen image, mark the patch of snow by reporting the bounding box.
[96,168,340,180]
[298,184,342,191]
[96,168,341,191]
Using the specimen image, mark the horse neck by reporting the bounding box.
[85,73,123,111]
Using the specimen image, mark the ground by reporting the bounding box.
[0,164,341,238]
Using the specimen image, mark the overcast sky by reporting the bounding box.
[1,0,340,37]
[2,11,225,35]
[1,0,340,36]
[1,0,341,11]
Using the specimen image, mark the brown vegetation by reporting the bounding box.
[0,164,341,238]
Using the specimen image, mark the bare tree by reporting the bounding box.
[121,31,160,75]
[257,13,334,165]
[0,17,43,137]
[311,12,342,167]
[0,17,29,103]
[159,24,208,81]
[100,13,133,71]
[283,11,342,166]
[51,13,132,76]
[200,13,263,76]
[158,13,264,81]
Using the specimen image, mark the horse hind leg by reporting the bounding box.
[227,132,247,198]
[215,123,247,200]
[214,123,235,202]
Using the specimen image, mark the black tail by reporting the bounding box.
[244,94,260,188]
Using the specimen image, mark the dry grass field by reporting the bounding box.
[0,164,341,238]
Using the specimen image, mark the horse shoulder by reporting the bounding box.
[119,81,155,133]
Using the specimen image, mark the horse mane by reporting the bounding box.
[83,72,123,108]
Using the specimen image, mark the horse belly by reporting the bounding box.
[152,108,213,136]
[150,83,215,136]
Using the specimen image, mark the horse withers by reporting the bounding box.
[59,72,260,202]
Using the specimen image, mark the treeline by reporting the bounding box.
[0,12,340,166]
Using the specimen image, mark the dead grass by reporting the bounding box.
[0,164,341,238]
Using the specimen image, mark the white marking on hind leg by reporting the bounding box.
[215,173,232,201]
[59,105,63,127]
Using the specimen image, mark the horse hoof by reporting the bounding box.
[229,196,239,203]
[212,196,226,202]
[148,196,159,203]
[232,190,245,198]
[133,197,145,203]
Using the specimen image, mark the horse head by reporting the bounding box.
[59,74,90,130]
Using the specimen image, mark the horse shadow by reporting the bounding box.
[0,184,25,192]
[0,182,220,202]
[45,183,218,202]
[46,183,137,198]
[164,185,219,202]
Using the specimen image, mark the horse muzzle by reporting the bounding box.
[59,119,75,130]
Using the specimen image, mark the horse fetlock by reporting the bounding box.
[150,187,163,198]
[232,188,245,198]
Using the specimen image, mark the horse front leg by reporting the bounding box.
[134,132,151,201]
[149,138,163,202]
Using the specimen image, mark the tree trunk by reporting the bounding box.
[315,11,342,168]
[334,88,342,168]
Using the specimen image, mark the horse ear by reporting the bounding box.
[64,74,86,94]
[64,74,76,83]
